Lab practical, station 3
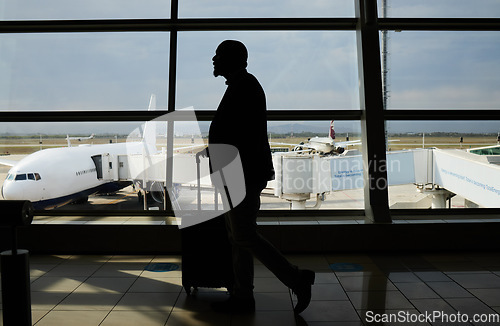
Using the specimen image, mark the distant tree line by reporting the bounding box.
[0,134,128,139]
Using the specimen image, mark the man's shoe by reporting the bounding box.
[292,269,315,314]
[211,296,255,314]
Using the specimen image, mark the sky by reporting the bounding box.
[0,1,499,135]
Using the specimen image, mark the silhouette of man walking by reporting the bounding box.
[207,40,315,314]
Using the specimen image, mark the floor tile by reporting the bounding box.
[232,310,297,326]
[54,292,123,310]
[314,269,339,284]
[411,298,457,315]
[332,263,385,277]
[65,255,112,264]
[31,276,87,292]
[395,282,440,299]
[165,311,231,326]
[309,283,348,301]
[31,292,68,310]
[15,252,500,326]
[113,292,179,312]
[446,298,498,318]
[414,271,452,282]
[33,310,109,326]
[172,292,230,313]
[32,309,51,324]
[74,277,136,293]
[30,264,58,278]
[347,291,414,310]
[299,300,360,322]
[448,273,500,289]
[387,272,421,283]
[469,288,500,306]
[426,281,473,298]
[92,263,146,278]
[128,276,183,293]
[338,275,396,292]
[254,277,289,293]
[43,264,102,277]
[255,292,293,311]
[108,255,155,263]
[101,310,170,326]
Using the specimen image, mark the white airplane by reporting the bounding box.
[272,121,361,155]
[66,133,95,147]
[0,96,160,209]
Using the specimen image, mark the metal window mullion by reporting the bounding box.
[379,18,500,32]
[385,110,500,121]
[164,0,179,213]
[0,18,358,34]
[355,0,391,223]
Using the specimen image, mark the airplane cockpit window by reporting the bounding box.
[28,173,35,180]
[35,173,41,181]
[6,174,14,181]
[15,174,27,181]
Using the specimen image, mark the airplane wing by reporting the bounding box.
[336,140,362,147]
[0,157,18,167]
[269,141,302,147]
[173,144,206,153]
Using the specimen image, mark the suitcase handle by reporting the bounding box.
[195,148,234,211]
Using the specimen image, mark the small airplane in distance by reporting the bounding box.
[0,95,161,209]
[66,133,95,147]
[272,121,361,155]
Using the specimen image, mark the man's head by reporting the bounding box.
[213,40,248,78]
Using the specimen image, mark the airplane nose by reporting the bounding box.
[1,182,23,200]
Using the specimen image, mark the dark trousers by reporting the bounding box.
[224,187,299,298]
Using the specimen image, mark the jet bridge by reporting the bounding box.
[272,147,500,209]
[94,146,500,210]
[428,148,500,208]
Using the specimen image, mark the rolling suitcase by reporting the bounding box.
[181,152,234,295]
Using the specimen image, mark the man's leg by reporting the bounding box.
[225,189,300,292]
[215,188,315,314]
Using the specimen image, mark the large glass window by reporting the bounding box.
[179,0,354,18]
[382,31,500,110]
[0,33,169,111]
[386,121,500,210]
[176,31,359,111]
[377,0,500,18]
[0,1,498,225]
[0,0,171,20]
[0,120,366,218]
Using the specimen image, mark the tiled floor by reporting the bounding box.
[1,252,500,325]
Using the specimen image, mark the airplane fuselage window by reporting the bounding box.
[15,174,27,181]
[9,173,42,181]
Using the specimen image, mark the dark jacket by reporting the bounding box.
[208,70,274,191]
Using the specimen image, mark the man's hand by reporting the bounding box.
[197,147,209,158]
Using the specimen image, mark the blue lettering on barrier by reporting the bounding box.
[144,263,180,272]
[329,263,363,272]
[441,168,499,197]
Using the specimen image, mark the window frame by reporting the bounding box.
[0,0,499,223]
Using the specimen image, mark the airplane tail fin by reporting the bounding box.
[142,94,157,150]
[329,120,336,140]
